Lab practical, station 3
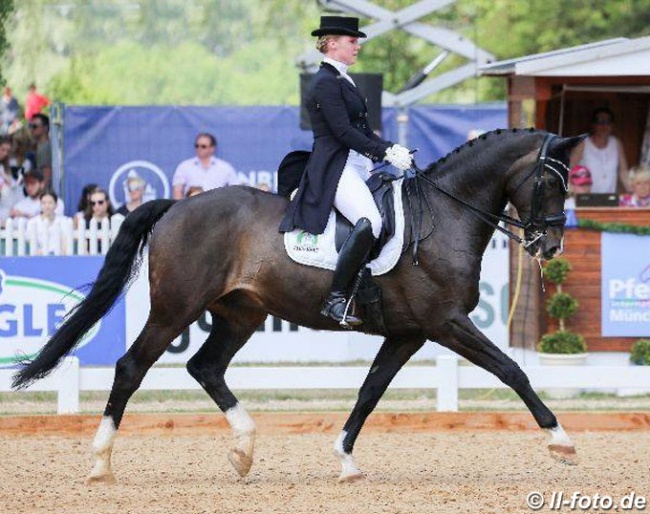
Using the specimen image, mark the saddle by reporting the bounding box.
[280,158,401,334]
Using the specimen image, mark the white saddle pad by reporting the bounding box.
[284,178,405,276]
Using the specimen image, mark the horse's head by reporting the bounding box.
[507,134,586,260]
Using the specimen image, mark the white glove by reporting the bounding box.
[384,144,413,171]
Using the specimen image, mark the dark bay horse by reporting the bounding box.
[13,129,583,484]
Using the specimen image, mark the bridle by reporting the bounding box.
[404,134,568,262]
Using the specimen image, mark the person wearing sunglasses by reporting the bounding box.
[28,113,52,187]
[84,188,114,228]
[570,107,630,194]
[171,132,240,199]
[116,172,147,216]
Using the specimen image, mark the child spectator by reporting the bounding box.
[9,169,64,218]
[619,166,650,207]
[564,165,593,211]
[26,190,69,255]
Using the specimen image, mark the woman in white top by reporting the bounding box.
[26,190,69,255]
[570,107,629,194]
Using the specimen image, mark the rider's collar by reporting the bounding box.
[323,57,349,77]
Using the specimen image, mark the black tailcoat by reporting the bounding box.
[279,63,391,234]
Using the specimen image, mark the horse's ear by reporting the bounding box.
[556,134,588,153]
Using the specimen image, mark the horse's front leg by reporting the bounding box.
[335,335,425,482]
[435,313,578,464]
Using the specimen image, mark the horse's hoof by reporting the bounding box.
[85,472,117,485]
[548,444,579,465]
[338,471,365,484]
[228,448,254,477]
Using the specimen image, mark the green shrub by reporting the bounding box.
[546,293,579,320]
[543,258,571,285]
[630,339,650,365]
[538,331,587,354]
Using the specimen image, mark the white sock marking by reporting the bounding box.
[334,430,362,478]
[89,416,117,478]
[546,423,573,447]
[225,403,256,437]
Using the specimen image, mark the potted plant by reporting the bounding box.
[619,339,650,396]
[537,258,588,398]
[630,339,650,366]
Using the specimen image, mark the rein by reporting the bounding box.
[403,134,567,263]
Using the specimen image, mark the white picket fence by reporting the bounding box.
[1,356,649,414]
[1,215,124,256]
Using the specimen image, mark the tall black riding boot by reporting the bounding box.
[321,217,375,326]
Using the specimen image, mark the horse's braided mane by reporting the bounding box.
[422,126,540,174]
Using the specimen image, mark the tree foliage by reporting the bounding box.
[0,0,14,86]
[2,0,650,105]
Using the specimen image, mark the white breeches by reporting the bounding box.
[333,151,382,239]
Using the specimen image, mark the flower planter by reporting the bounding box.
[538,352,588,399]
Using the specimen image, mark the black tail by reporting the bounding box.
[12,199,176,390]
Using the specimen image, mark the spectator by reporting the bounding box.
[29,113,52,187]
[26,190,69,255]
[73,183,98,228]
[116,171,147,216]
[570,107,629,194]
[619,166,650,208]
[8,127,35,183]
[24,83,50,121]
[185,185,204,198]
[1,86,21,135]
[0,136,19,225]
[9,169,64,219]
[84,187,114,227]
[172,132,240,199]
[564,165,593,211]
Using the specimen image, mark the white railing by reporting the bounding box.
[1,215,124,256]
[1,356,649,414]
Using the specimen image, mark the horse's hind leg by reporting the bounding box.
[437,314,577,465]
[335,335,425,482]
[186,301,267,478]
[86,318,185,484]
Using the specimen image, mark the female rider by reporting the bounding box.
[279,16,413,325]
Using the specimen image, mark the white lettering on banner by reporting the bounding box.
[0,269,98,367]
[243,170,276,189]
[609,279,650,299]
[126,235,509,363]
[609,310,650,323]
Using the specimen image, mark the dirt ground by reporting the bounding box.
[1,412,649,514]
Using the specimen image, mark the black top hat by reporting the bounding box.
[311,16,367,38]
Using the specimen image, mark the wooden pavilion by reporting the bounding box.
[482,37,650,354]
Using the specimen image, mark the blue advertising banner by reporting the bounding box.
[0,257,125,367]
[62,105,506,215]
[601,233,650,337]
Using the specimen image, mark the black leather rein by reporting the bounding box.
[406,134,568,261]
